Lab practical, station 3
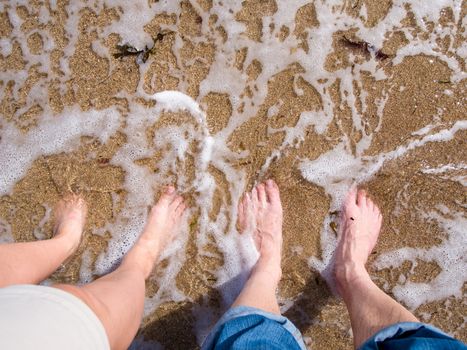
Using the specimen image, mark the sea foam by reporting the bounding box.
[0,0,466,346]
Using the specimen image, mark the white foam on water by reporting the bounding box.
[0,38,12,56]
[412,124,437,136]
[102,0,182,50]
[421,163,467,174]
[79,249,95,285]
[374,207,467,310]
[0,106,121,195]
[1,0,466,346]
[421,163,467,186]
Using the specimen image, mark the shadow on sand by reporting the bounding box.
[132,271,333,349]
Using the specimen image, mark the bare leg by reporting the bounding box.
[54,186,186,350]
[0,195,86,288]
[335,189,418,349]
[233,179,283,315]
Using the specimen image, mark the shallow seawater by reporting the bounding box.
[0,0,466,348]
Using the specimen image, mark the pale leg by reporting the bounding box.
[0,195,86,288]
[335,189,418,349]
[233,180,283,315]
[54,186,186,350]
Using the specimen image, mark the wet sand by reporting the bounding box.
[0,1,466,349]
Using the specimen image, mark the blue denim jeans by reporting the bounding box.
[359,322,467,350]
[201,306,306,350]
[202,306,467,350]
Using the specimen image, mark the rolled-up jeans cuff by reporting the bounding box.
[201,305,307,350]
[359,321,461,350]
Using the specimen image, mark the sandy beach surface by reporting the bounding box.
[0,1,466,349]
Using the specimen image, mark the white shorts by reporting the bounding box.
[0,285,109,350]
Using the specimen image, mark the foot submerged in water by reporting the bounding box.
[53,194,87,255]
[131,186,186,278]
[238,179,283,282]
[334,188,382,295]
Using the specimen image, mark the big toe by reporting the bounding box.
[159,186,177,204]
[343,187,357,210]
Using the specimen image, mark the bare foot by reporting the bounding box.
[238,179,283,281]
[334,188,382,294]
[53,194,87,255]
[128,186,186,278]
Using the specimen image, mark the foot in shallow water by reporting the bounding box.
[53,194,87,256]
[238,179,283,282]
[334,188,382,295]
[132,186,186,278]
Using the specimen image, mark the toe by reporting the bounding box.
[166,185,175,194]
[344,187,358,209]
[257,184,267,207]
[357,189,367,207]
[265,179,281,204]
[376,205,381,216]
[238,196,245,215]
[367,198,375,211]
[159,186,176,204]
[367,196,378,211]
[372,201,380,214]
[170,195,183,210]
[251,187,259,209]
[58,194,87,216]
[377,205,382,219]
[245,192,253,210]
[237,196,246,230]
[175,203,186,217]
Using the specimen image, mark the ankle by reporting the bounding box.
[253,258,282,284]
[122,247,154,279]
[116,233,165,280]
[53,232,79,255]
[135,235,161,256]
[335,262,370,295]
